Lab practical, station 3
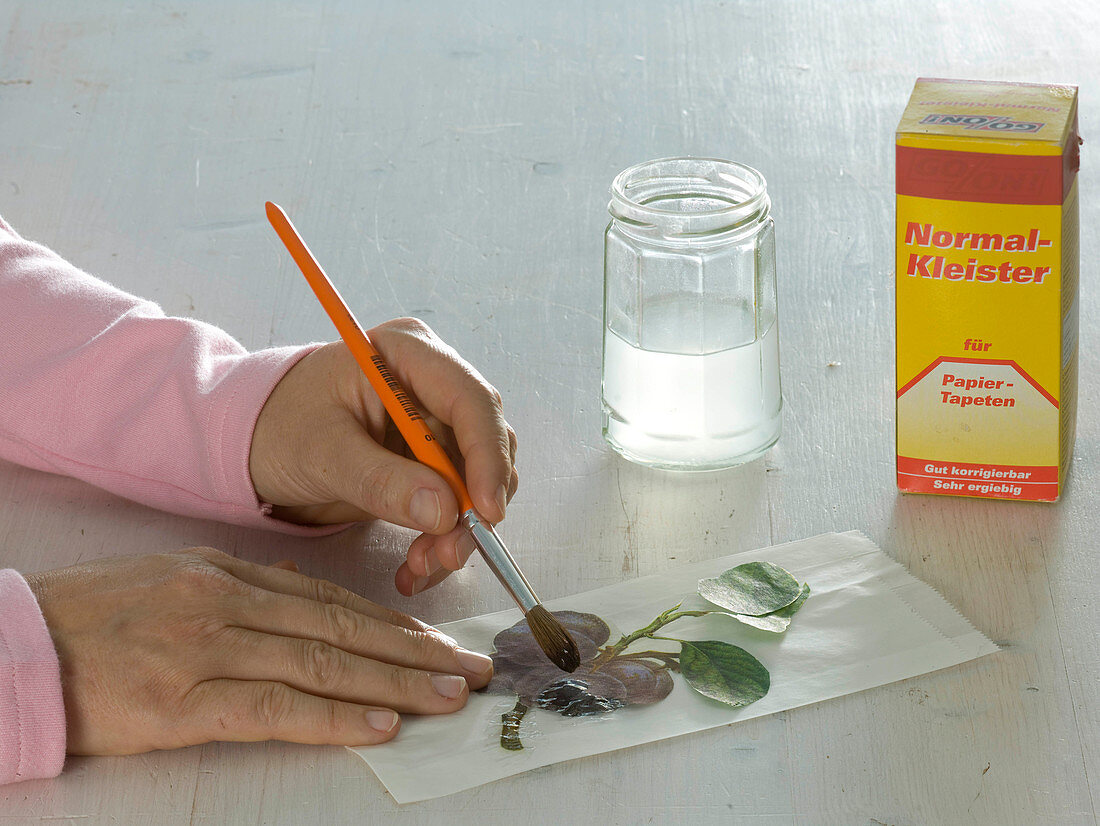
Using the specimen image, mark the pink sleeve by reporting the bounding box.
[0,215,333,534]
[0,215,345,783]
[0,569,66,785]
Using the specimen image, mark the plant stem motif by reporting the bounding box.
[486,562,810,750]
[500,700,528,751]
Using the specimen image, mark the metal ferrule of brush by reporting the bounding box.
[461,509,539,613]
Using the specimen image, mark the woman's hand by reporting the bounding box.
[24,548,493,755]
[249,318,519,596]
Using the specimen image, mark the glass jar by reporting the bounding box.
[601,157,782,470]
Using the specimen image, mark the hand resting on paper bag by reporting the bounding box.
[248,320,519,596]
[16,322,513,758]
[0,217,517,774]
[25,547,494,754]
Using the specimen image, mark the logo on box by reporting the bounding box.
[919,114,1045,132]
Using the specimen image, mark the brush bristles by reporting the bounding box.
[525,605,581,673]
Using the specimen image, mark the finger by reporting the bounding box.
[310,413,461,535]
[404,531,438,579]
[403,524,477,581]
[394,559,423,597]
[216,628,473,714]
[397,530,477,596]
[369,320,514,523]
[184,679,401,746]
[210,551,440,638]
[404,528,464,577]
[431,526,478,573]
[395,558,458,597]
[224,587,493,688]
[271,560,299,573]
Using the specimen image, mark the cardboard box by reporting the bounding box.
[895,78,1080,501]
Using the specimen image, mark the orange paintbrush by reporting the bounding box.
[265,201,579,673]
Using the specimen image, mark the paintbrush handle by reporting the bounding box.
[265,201,475,514]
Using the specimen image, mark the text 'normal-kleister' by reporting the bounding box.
[896,78,1080,501]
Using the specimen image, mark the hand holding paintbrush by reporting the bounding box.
[266,202,581,673]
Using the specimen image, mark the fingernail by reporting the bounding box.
[431,674,467,699]
[495,485,508,520]
[422,549,440,576]
[424,548,442,576]
[410,488,442,532]
[455,648,493,676]
[457,533,476,566]
[410,576,430,595]
[367,710,399,733]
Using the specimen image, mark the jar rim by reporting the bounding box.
[608,157,769,240]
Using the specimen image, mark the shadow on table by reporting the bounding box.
[886,490,1063,645]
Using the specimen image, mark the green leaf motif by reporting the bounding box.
[721,582,811,632]
[679,640,770,707]
[698,561,801,616]
[771,582,811,619]
[725,611,790,633]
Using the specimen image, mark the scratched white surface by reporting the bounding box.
[0,2,1096,824]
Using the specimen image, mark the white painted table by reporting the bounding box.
[1,2,1096,823]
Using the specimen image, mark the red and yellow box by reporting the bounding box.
[895,78,1080,501]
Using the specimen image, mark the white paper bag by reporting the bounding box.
[351,531,997,804]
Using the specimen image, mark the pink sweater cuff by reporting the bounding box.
[0,570,65,785]
[146,340,340,535]
[0,216,344,536]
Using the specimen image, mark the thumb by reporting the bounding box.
[319,420,461,534]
